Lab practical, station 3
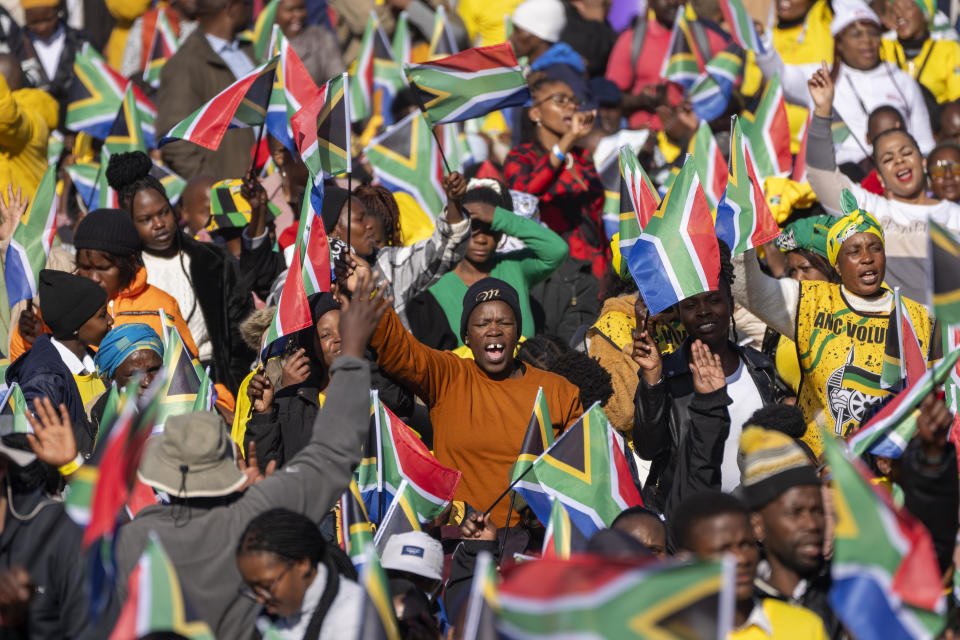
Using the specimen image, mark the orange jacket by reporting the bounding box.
[9,267,199,361]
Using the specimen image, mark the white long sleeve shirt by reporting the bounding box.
[755,48,935,165]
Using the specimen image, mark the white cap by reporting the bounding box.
[512,0,567,43]
[380,532,444,582]
[830,0,881,36]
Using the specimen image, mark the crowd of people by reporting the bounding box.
[0,0,957,635]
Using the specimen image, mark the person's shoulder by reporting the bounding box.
[760,597,829,636]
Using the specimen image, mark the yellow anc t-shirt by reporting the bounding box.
[795,282,930,455]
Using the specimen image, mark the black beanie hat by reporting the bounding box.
[460,277,522,340]
[39,270,108,339]
[308,292,340,324]
[320,186,351,234]
[74,209,142,256]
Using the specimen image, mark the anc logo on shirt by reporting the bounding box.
[825,346,884,437]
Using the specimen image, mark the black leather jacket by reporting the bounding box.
[632,339,787,512]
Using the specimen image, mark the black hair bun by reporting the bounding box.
[106,151,153,191]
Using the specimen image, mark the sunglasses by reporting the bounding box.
[929,161,960,178]
[535,93,582,108]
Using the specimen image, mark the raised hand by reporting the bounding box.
[689,339,726,394]
[442,171,467,224]
[460,511,498,541]
[280,348,311,388]
[807,61,835,119]
[442,171,466,201]
[916,390,951,461]
[569,110,595,140]
[241,171,269,238]
[247,372,274,414]
[18,301,43,345]
[340,251,373,298]
[338,268,393,360]
[0,185,26,244]
[24,397,78,469]
[631,328,663,386]
[236,440,277,491]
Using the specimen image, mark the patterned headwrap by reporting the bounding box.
[94,323,164,380]
[775,215,835,258]
[825,191,885,266]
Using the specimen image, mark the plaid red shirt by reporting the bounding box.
[504,142,609,279]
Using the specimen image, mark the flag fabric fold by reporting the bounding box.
[739,75,792,180]
[689,121,727,211]
[849,349,959,458]
[364,111,446,221]
[350,11,405,124]
[355,391,461,526]
[528,403,642,538]
[823,434,946,639]
[931,221,960,324]
[109,533,215,640]
[715,116,780,255]
[880,287,927,391]
[627,156,721,316]
[142,10,179,89]
[495,555,735,639]
[427,5,459,60]
[404,43,531,127]
[4,165,58,307]
[159,57,279,150]
[339,478,375,572]
[67,44,157,145]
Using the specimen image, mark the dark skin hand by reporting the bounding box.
[242,170,270,240]
[916,390,952,465]
[280,348,311,388]
[24,397,78,469]
[442,171,467,225]
[0,566,32,627]
[461,512,498,541]
[337,267,394,359]
[17,300,42,345]
[236,440,277,490]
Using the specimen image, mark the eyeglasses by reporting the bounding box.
[929,161,960,178]
[239,562,293,602]
[535,93,582,108]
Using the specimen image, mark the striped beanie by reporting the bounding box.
[738,426,820,510]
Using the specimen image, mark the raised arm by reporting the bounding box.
[377,172,471,323]
[731,249,799,340]
[491,206,569,285]
[804,64,856,215]
[236,270,391,524]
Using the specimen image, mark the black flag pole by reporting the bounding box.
[408,81,452,174]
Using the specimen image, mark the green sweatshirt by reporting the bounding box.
[429,207,569,345]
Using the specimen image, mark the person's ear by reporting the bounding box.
[528,105,543,126]
[750,511,765,543]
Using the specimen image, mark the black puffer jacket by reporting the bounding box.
[244,353,414,471]
[632,339,787,512]
[0,486,88,639]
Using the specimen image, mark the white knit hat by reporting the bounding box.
[512,0,567,43]
[830,0,881,36]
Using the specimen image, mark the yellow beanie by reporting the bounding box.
[20,0,58,10]
[738,426,820,509]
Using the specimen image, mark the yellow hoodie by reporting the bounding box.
[881,37,960,103]
[0,74,58,197]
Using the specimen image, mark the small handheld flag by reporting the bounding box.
[4,165,58,308]
[404,43,531,127]
[628,157,721,316]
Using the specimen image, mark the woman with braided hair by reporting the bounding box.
[631,240,787,511]
[105,151,255,391]
[236,508,364,640]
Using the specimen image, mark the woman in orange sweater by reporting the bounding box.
[364,270,583,527]
[12,209,199,361]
